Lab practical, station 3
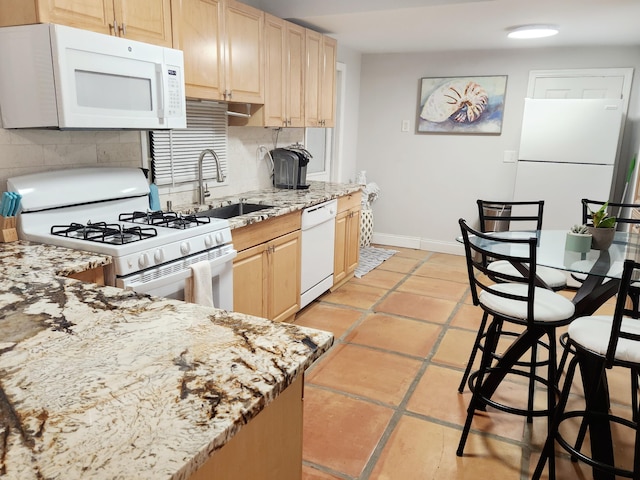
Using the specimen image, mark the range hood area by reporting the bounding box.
[0,24,186,130]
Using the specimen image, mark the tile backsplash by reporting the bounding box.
[0,125,304,207]
[0,127,142,189]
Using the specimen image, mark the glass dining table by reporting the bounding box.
[460,229,640,480]
[465,229,640,317]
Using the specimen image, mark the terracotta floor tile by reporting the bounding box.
[344,313,442,357]
[374,291,456,324]
[292,302,362,340]
[427,252,467,266]
[370,415,523,480]
[298,250,634,479]
[303,386,393,478]
[406,365,527,441]
[449,304,485,331]
[301,465,344,480]
[390,247,431,260]
[431,328,477,369]
[376,255,421,274]
[352,268,405,290]
[413,261,469,284]
[320,282,387,309]
[306,343,422,405]
[397,275,468,302]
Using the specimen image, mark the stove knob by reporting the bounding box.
[138,252,150,269]
[154,249,165,263]
[180,242,191,255]
[204,234,214,248]
[215,232,224,245]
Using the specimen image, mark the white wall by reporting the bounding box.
[336,44,362,183]
[356,46,640,254]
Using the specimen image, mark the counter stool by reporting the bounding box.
[459,201,567,400]
[456,219,575,466]
[533,258,640,480]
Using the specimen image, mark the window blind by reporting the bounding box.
[150,101,228,186]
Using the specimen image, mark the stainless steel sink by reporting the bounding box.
[196,202,274,219]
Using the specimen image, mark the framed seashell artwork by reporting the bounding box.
[417,75,507,134]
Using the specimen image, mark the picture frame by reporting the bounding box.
[417,75,508,134]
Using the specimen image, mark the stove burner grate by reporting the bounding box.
[51,222,158,245]
[119,211,211,229]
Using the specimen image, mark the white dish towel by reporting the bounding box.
[185,261,214,307]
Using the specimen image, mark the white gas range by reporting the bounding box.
[8,167,236,309]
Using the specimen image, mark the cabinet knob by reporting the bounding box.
[119,23,127,36]
[110,20,118,36]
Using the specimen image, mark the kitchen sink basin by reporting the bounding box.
[196,202,274,219]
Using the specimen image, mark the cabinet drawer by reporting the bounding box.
[231,211,301,252]
[337,192,361,213]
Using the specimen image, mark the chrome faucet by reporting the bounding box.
[197,148,226,205]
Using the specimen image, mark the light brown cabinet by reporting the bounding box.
[232,212,301,322]
[333,193,361,289]
[68,266,106,285]
[229,14,304,127]
[188,375,303,480]
[0,0,172,46]
[260,14,305,127]
[172,0,264,103]
[305,30,337,127]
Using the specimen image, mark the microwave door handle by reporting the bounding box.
[156,64,165,125]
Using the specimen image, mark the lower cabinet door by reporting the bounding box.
[269,231,301,322]
[233,243,267,317]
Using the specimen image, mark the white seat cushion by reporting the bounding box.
[569,259,623,282]
[479,282,575,322]
[568,315,640,364]
[488,260,567,289]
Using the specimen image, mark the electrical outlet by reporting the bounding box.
[401,120,410,132]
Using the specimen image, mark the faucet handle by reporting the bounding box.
[204,183,211,198]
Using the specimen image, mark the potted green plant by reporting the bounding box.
[587,202,616,249]
[566,224,592,253]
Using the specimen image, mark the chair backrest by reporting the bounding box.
[459,218,538,322]
[582,198,640,227]
[605,259,640,368]
[477,200,544,233]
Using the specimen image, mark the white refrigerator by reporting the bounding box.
[513,98,624,229]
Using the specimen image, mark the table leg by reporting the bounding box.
[577,353,614,480]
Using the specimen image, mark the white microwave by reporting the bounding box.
[0,24,186,130]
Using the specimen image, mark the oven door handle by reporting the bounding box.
[118,250,236,290]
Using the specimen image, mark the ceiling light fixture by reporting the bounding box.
[507,25,559,39]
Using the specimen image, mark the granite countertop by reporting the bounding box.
[177,181,363,229]
[0,241,334,479]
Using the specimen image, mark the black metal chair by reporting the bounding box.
[457,219,575,464]
[477,200,567,291]
[533,258,640,480]
[458,200,567,395]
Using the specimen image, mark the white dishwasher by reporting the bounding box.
[300,199,337,308]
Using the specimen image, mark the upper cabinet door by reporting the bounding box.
[114,0,172,47]
[35,0,114,34]
[171,0,225,100]
[320,35,337,128]
[285,22,305,127]
[224,1,264,104]
[263,14,286,126]
[304,29,322,127]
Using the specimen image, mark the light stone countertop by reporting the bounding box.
[176,180,363,229]
[0,239,334,478]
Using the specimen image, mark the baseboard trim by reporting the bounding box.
[371,232,464,256]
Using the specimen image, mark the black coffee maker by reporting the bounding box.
[271,146,311,189]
